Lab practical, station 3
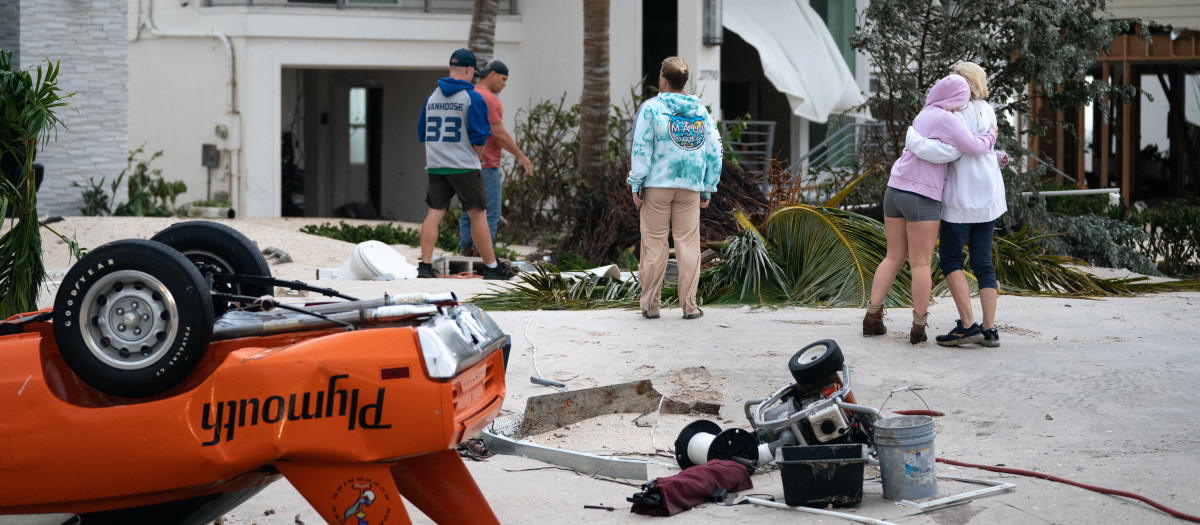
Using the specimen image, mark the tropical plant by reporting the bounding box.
[1124,198,1200,277]
[501,95,582,246]
[0,50,80,318]
[472,264,644,311]
[113,147,186,217]
[1044,214,1160,276]
[990,225,1197,296]
[699,169,909,307]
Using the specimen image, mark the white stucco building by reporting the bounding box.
[5,0,869,220]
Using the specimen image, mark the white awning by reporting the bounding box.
[723,0,865,123]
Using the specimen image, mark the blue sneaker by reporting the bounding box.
[935,319,983,346]
[982,327,1000,347]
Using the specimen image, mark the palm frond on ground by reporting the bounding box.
[698,213,791,304]
[992,226,1200,296]
[764,204,907,307]
[472,264,648,310]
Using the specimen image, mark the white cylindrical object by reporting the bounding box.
[686,432,717,466]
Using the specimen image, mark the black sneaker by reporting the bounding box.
[417,262,439,279]
[982,327,1000,347]
[935,319,983,346]
[479,262,517,280]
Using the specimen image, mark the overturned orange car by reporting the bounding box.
[0,221,508,524]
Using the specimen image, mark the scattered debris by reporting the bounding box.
[629,460,752,516]
[517,380,715,437]
[583,504,615,511]
[261,246,292,264]
[896,476,1017,511]
[263,508,275,516]
[481,426,649,481]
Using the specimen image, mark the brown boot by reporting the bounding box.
[863,303,887,336]
[910,312,929,344]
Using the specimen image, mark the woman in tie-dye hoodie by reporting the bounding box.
[862,74,997,344]
[627,56,723,321]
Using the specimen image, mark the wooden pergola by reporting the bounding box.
[1028,30,1200,204]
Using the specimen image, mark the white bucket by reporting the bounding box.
[337,241,417,280]
[875,415,938,500]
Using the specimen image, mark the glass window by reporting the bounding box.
[349,87,367,165]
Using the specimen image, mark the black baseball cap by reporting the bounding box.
[476,59,509,77]
[449,48,477,68]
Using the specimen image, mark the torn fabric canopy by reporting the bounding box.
[723,0,865,123]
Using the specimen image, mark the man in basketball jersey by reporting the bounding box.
[416,48,515,280]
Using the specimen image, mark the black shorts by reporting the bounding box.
[425,171,488,211]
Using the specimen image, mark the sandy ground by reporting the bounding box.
[31,217,1200,524]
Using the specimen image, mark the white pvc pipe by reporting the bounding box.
[1019,188,1120,196]
[757,442,773,466]
[743,497,900,525]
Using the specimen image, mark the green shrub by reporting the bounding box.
[113,147,186,217]
[500,95,582,247]
[1046,214,1160,276]
[300,221,521,260]
[74,147,186,217]
[1124,198,1200,277]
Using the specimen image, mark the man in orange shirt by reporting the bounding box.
[459,59,534,256]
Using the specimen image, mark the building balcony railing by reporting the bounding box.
[202,0,517,14]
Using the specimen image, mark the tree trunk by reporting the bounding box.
[579,0,611,186]
[468,0,500,67]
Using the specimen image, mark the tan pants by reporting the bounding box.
[639,187,702,316]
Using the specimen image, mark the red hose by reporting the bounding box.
[937,457,1200,523]
[891,410,944,416]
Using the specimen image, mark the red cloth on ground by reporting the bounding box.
[629,460,753,517]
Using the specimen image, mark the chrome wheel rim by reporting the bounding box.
[78,270,179,370]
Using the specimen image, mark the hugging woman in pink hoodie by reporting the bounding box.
[863,75,997,344]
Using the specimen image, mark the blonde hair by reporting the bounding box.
[952,62,988,100]
[660,56,690,90]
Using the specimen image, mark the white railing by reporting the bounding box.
[203,0,517,13]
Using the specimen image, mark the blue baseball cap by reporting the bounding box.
[449,48,478,68]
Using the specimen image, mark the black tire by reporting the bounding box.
[151,221,272,314]
[788,339,845,386]
[53,240,214,397]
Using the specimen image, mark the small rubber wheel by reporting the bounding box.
[151,221,272,314]
[53,239,215,397]
[788,339,845,386]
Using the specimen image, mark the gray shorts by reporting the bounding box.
[883,187,941,222]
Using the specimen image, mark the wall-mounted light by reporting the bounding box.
[703,0,723,46]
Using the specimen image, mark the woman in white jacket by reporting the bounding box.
[905,62,1009,347]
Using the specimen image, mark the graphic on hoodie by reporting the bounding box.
[667,113,706,150]
[627,92,723,198]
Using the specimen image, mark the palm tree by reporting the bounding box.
[0,50,77,318]
[467,0,499,67]
[578,0,611,186]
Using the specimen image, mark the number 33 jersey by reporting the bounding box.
[418,77,492,171]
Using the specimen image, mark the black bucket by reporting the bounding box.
[778,443,866,507]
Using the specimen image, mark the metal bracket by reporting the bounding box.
[898,476,1017,510]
